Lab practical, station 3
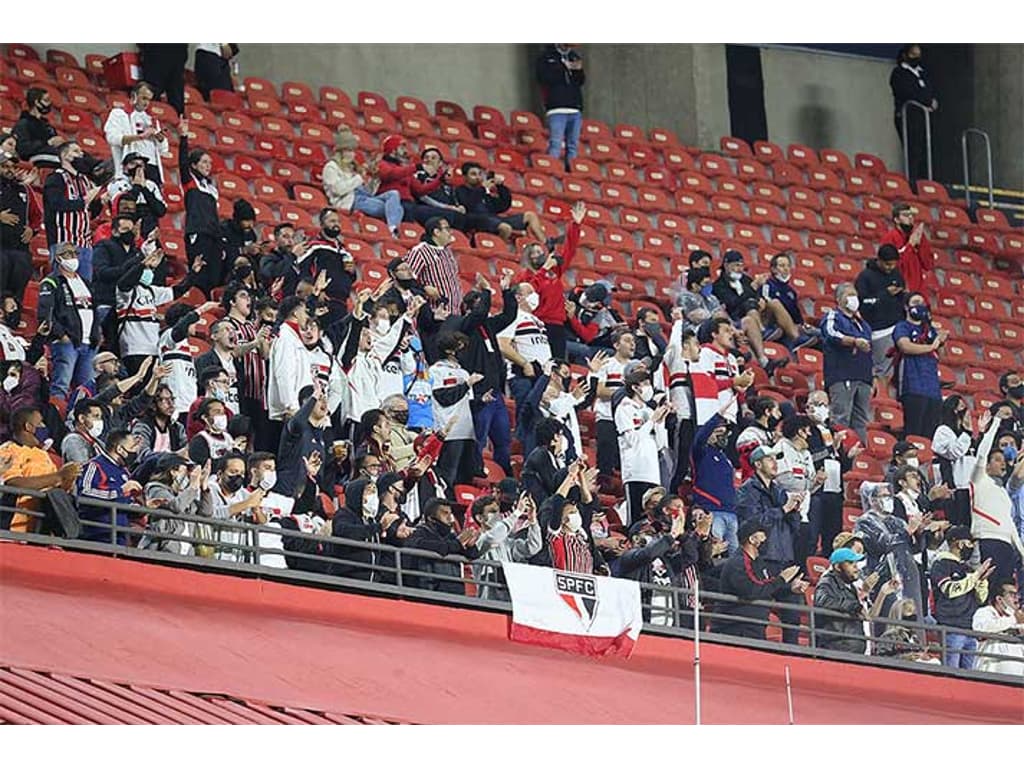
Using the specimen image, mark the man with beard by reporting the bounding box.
[813,547,870,654]
[406,497,481,594]
[880,202,934,294]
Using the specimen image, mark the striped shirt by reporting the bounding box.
[227,317,265,405]
[594,356,627,422]
[43,169,95,248]
[405,240,461,310]
[496,309,551,377]
[548,529,594,574]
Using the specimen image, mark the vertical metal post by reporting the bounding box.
[901,100,933,181]
[785,665,794,725]
[395,549,404,589]
[961,128,994,211]
[693,579,702,726]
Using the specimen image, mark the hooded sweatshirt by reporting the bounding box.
[328,478,384,581]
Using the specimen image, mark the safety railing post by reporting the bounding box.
[901,100,933,181]
[961,127,994,211]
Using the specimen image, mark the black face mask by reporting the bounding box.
[1008,385,1024,399]
[71,156,94,175]
[899,222,914,235]
[389,410,409,426]
[322,226,341,239]
[222,474,245,494]
[766,415,782,430]
[395,277,417,289]
[117,231,135,246]
[232,263,253,279]
[960,545,974,559]
[711,434,729,449]
[36,102,52,115]
[904,614,919,623]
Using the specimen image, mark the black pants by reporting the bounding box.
[901,394,941,440]
[141,50,186,115]
[624,481,656,529]
[186,232,225,298]
[0,247,33,306]
[258,416,284,455]
[596,419,620,476]
[436,438,477,491]
[980,539,1021,589]
[194,49,234,100]
[546,323,568,360]
[669,415,695,492]
[895,112,929,185]
[813,491,844,559]
[400,200,443,226]
[947,488,972,527]
[763,559,805,645]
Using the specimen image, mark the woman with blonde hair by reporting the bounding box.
[321,128,402,238]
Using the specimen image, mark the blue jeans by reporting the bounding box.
[508,375,535,442]
[353,187,403,232]
[50,340,95,401]
[546,111,582,161]
[944,632,977,670]
[711,510,739,556]
[49,244,93,282]
[473,395,511,474]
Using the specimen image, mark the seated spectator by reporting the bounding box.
[998,371,1024,428]
[760,252,817,350]
[411,147,466,230]
[76,430,144,545]
[103,82,168,184]
[820,282,873,443]
[322,140,402,238]
[565,281,624,358]
[0,406,81,532]
[406,497,481,594]
[61,398,105,464]
[0,149,42,307]
[972,579,1024,676]
[711,250,786,376]
[376,134,438,224]
[813,547,869,654]
[931,525,996,670]
[328,477,399,582]
[454,162,545,243]
[471,493,543,601]
[0,356,48,443]
[881,202,934,294]
[892,292,946,438]
[711,518,807,640]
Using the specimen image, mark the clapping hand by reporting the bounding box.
[466,372,485,387]
[587,349,609,373]
[191,254,206,274]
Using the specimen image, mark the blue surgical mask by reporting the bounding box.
[699,283,713,298]
[140,268,154,286]
[1003,445,1018,463]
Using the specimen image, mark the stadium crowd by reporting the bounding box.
[0,44,1022,677]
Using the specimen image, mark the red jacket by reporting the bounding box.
[880,226,934,294]
[512,220,581,325]
[377,156,417,202]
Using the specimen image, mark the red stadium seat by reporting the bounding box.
[866,430,896,461]
[650,127,681,147]
[962,367,999,394]
[678,171,714,197]
[675,191,711,218]
[753,140,783,165]
[709,195,745,222]
[844,171,879,197]
[636,186,674,213]
[787,143,818,169]
[663,147,696,172]
[697,153,731,177]
[808,167,842,192]
[879,172,914,200]
[854,153,887,176]
[736,157,770,183]
[606,162,641,187]
[720,136,753,158]
[820,148,852,176]
[788,186,822,210]
[786,205,819,232]
[694,218,728,244]
[715,175,749,201]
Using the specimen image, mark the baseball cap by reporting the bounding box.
[832,531,863,551]
[723,249,744,264]
[830,547,866,565]
[642,486,666,507]
[750,445,781,463]
[945,525,973,543]
[496,477,519,499]
[737,518,767,545]
[93,351,118,369]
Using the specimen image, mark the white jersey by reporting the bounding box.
[697,343,740,424]
[0,324,28,361]
[429,359,474,440]
[594,356,628,422]
[116,284,173,356]
[541,389,584,460]
[253,490,295,569]
[158,327,196,418]
[496,309,551,378]
[66,274,94,341]
[380,349,416,403]
[662,319,696,420]
[615,396,661,486]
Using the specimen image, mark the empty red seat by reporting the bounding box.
[720,136,753,158]
[625,143,659,167]
[715,175,749,201]
[866,430,896,460]
[280,80,314,104]
[523,171,558,198]
[751,181,786,208]
[708,195,745,222]
[561,177,600,205]
[820,148,852,176]
[438,118,475,144]
[644,166,676,190]
[965,228,1001,255]
[974,296,1012,323]
[879,172,914,201]
[962,367,998,393]
[605,162,641,186]
[732,223,767,249]
[678,171,714,197]
[663,147,696,172]
[749,201,785,227]
[649,126,681,147]
[259,115,295,136]
[285,101,321,122]
[978,345,1015,372]
[656,212,689,236]
[54,66,90,90]
[772,162,805,187]
[736,157,770,182]
[697,153,731,177]
[787,143,819,169]
[807,167,842,192]
[788,186,822,210]
[854,153,887,176]
[613,123,644,144]
[635,186,673,213]
[770,227,804,251]
[675,191,710,218]
[915,179,950,205]
[617,208,648,232]
[251,134,290,161]
[588,139,627,163]
[231,155,265,179]
[822,209,858,238]
[694,218,729,244]
[786,205,820,231]
[217,172,249,198]
[292,139,327,168]
[753,140,783,165]
[844,171,880,197]
[246,92,284,117]
[581,118,614,143]
[642,231,676,256]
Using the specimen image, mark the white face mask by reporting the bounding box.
[211,414,228,432]
[524,293,540,311]
[640,384,655,402]
[566,512,582,533]
[61,258,79,273]
[259,470,277,491]
[2,375,18,392]
[879,497,894,514]
[173,471,189,492]
[364,494,379,517]
[729,272,743,283]
[775,273,791,283]
[844,295,860,313]
[905,457,919,469]
[375,318,390,334]
[810,404,829,423]
[88,419,104,438]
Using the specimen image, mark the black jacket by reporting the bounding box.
[735,475,801,565]
[521,447,565,508]
[711,549,791,639]
[275,395,329,498]
[405,517,479,594]
[328,478,385,581]
[454,183,512,217]
[12,110,58,161]
[536,45,585,112]
[812,570,867,654]
[178,132,220,238]
[0,175,33,250]
[36,271,100,347]
[855,260,906,331]
[890,63,935,115]
[440,288,517,399]
[712,273,761,322]
[91,236,141,306]
[930,553,984,630]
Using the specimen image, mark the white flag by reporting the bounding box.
[503,563,643,659]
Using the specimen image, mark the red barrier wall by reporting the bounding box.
[1,545,1021,724]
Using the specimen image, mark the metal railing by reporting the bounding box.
[2,486,1021,686]
[901,100,933,181]
[962,127,995,211]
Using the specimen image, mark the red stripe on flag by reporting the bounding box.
[509,622,637,659]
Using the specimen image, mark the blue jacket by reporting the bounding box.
[763,276,803,324]
[735,475,800,564]
[892,319,941,399]
[691,414,735,514]
[77,449,134,545]
[819,308,873,388]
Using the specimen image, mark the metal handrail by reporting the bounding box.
[901,99,933,181]
[962,127,995,211]
[3,487,1022,682]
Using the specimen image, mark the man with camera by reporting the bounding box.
[454,162,546,244]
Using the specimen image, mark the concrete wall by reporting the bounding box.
[759,46,904,172]
[972,44,1024,190]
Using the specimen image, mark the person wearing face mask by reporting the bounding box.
[375,471,415,570]
[115,238,211,377]
[892,464,952,601]
[178,119,224,297]
[541,462,606,575]
[497,282,552,444]
[196,320,244,413]
[43,141,108,281]
[528,359,588,462]
[92,213,142,333]
[889,45,937,185]
[103,83,169,184]
[60,398,106,465]
[37,242,101,402]
[140,453,201,555]
[711,250,785,376]
[805,390,859,559]
[776,416,826,564]
[616,369,672,527]
[930,526,997,669]
[854,244,905,400]
[854,482,925,625]
[471,493,543,601]
[761,252,817,350]
[881,202,935,295]
[998,372,1024,430]
[696,317,754,426]
[970,412,1024,588]
[187,398,235,465]
[0,358,48,443]
[326,477,400,582]
[12,87,65,167]
[736,396,782,481]
[931,395,976,528]
[76,430,144,545]
[712,519,807,640]
[220,199,261,275]
[380,394,416,467]
[521,417,573,509]
[406,497,482,593]
[820,282,874,444]
[197,452,259,563]
[131,384,189,464]
[892,292,946,439]
[106,153,166,237]
[663,322,703,489]
[0,150,42,308]
[673,260,728,336]
[972,579,1024,676]
[692,411,740,555]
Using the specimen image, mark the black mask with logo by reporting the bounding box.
[222,474,245,494]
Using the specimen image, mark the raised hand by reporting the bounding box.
[570,201,587,225]
[587,349,609,373]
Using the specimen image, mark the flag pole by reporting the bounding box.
[785,664,794,725]
[693,577,702,726]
